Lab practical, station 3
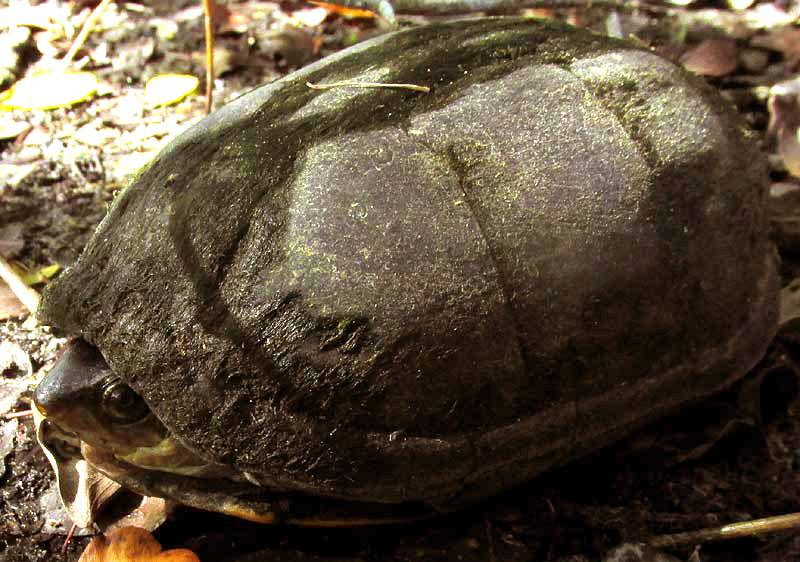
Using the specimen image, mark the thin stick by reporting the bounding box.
[62,523,78,558]
[5,410,33,420]
[307,80,430,92]
[648,512,800,549]
[0,255,40,314]
[485,513,497,562]
[203,0,215,114]
[58,0,114,72]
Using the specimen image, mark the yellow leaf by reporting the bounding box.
[144,74,199,107]
[18,263,60,285]
[0,72,97,110]
[78,526,200,562]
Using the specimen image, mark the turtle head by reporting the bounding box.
[34,341,155,451]
[32,340,266,522]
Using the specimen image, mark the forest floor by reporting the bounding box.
[3,0,800,560]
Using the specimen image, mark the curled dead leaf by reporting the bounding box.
[78,526,200,562]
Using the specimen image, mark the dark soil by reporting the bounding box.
[2,0,800,561]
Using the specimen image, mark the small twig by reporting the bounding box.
[5,410,33,420]
[323,0,397,22]
[306,80,430,92]
[203,0,215,114]
[648,512,800,549]
[57,0,114,72]
[485,513,497,562]
[0,255,40,315]
[62,523,78,558]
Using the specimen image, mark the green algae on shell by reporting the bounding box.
[36,17,778,522]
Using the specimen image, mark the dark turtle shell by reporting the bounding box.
[38,17,778,512]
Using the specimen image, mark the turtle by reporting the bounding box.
[33,17,780,526]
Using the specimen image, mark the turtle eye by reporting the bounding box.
[101,379,150,424]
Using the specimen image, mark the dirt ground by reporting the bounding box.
[2,0,800,560]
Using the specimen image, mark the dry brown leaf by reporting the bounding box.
[752,26,800,65]
[681,38,738,77]
[0,282,27,320]
[0,223,24,258]
[220,10,249,34]
[210,2,248,34]
[78,527,200,562]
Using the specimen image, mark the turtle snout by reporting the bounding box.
[34,340,112,417]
